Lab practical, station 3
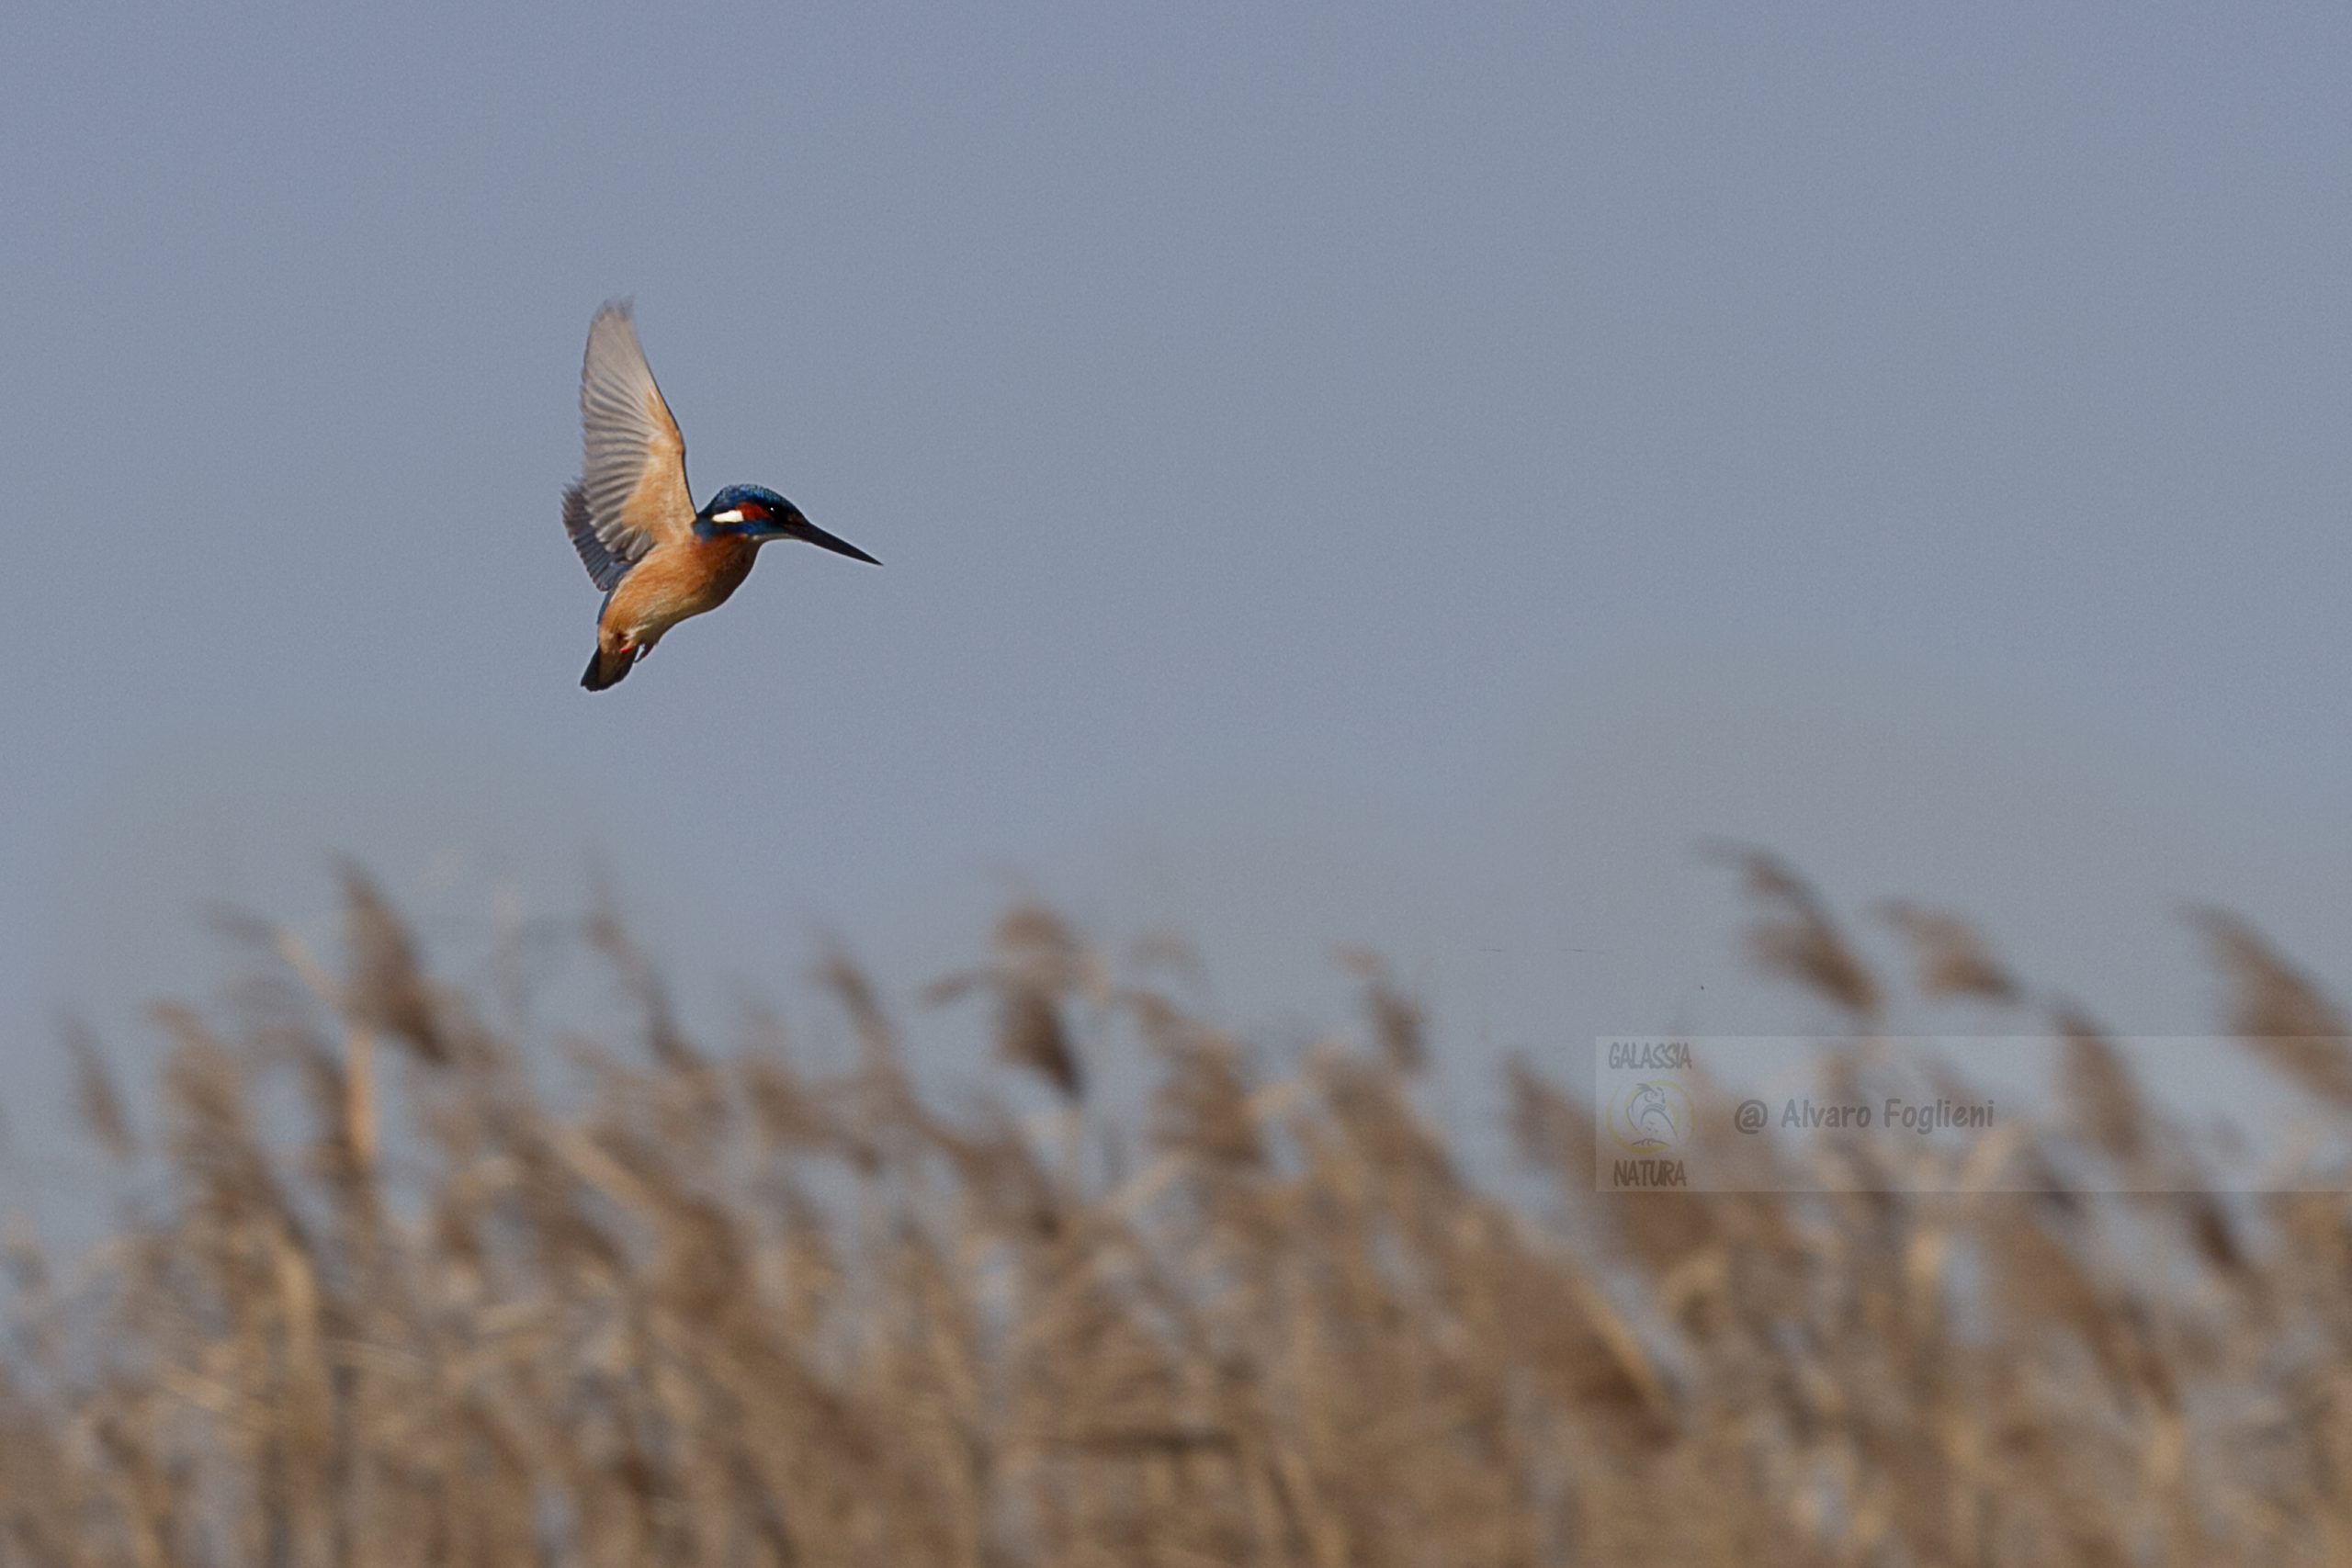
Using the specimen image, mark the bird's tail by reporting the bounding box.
[582,642,634,691]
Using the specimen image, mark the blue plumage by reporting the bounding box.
[694,484,802,539]
[707,483,793,513]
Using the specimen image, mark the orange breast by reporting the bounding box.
[603,537,757,639]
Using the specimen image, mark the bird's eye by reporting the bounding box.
[710,509,745,524]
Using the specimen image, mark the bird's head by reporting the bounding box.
[695,484,879,564]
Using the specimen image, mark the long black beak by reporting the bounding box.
[777,516,880,565]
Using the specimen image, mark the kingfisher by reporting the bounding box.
[561,300,878,690]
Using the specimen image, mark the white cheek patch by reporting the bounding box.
[711,509,745,523]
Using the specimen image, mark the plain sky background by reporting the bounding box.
[4,4,2350,1200]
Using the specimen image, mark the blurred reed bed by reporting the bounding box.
[4,857,2352,1567]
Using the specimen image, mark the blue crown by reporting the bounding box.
[705,483,794,516]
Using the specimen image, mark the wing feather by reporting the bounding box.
[561,482,628,592]
[566,300,695,588]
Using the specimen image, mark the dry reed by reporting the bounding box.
[1,863,2348,1567]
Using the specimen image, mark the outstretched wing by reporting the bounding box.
[564,300,695,591]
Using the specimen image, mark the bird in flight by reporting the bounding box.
[562,301,878,690]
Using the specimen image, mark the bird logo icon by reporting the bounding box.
[1607,1079,1694,1153]
[561,301,879,690]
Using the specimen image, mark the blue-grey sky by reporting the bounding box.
[5,5,2350,1190]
